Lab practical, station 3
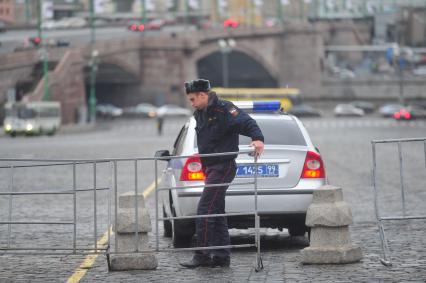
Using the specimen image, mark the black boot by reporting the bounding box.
[179,254,212,268]
[211,256,230,268]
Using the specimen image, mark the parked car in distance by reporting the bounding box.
[41,17,87,30]
[123,103,157,118]
[147,19,165,30]
[156,104,192,117]
[349,101,376,114]
[223,18,238,28]
[156,101,326,247]
[0,21,6,33]
[41,20,57,30]
[393,105,426,120]
[60,17,87,28]
[287,104,321,117]
[334,104,364,117]
[14,45,36,52]
[412,66,426,76]
[379,103,405,117]
[96,104,123,119]
[127,21,145,32]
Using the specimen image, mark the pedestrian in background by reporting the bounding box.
[180,79,264,268]
[157,113,164,136]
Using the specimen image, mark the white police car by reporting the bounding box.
[156,101,326,247]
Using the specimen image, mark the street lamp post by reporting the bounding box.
[141,0,146,25]
[218,39,236,88]
[398,62,405,106]
[89,0,97,123]
[391,44,406,106]
[37,0,50,101]
[277,0,283,25]
[25,0,31,25]
[185,0,190,30]
[89,50,99,123]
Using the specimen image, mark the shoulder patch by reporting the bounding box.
[229,107,239,117]
[213,108,225,113]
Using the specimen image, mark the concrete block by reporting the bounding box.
[301,245,362,264]
[309,227,352,247]
[116,233,150,253]
[301,185,363,264]
[305,202,353,227]
[311,185,343,204]
[119,191,146,209]
[114,208,152,233]
[109,253,158,271]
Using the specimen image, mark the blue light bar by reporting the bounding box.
[253,101,281,112]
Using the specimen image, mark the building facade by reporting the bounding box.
[0,0,15,24]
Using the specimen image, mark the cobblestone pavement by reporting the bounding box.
[0,117,425,282]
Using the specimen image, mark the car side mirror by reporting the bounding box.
[155,150,171,161]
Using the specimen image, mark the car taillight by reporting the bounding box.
[301,151,325,179]
[180,155,205,181]
[393,111,401,119]
[405,112,411,119]
[400,109,411,120]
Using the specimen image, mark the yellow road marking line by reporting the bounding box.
[66,179,158,283]
[142,179,157,198]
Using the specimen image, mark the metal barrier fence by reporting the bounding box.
[0,150,264,271]
[372,137,426,267]
[0,159,113,255]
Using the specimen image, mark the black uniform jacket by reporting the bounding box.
[193,92,264,166]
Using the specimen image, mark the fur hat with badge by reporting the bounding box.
[185,79,211,94]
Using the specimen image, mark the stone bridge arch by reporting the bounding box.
[97,54,140,80]
[83,53,142,107]
[189,40,279,87]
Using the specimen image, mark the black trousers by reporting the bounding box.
[195,160,236,258]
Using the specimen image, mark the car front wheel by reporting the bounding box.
[288,225,308,237]
[163,206,172,238]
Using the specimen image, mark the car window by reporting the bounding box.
[193,116,306,146]
[239,118,306,145]
[173,125,188,155]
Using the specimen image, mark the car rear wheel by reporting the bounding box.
[288,225,307,237]
[172,220,193,248]
[171,202,194,248]
[163,206,172,238]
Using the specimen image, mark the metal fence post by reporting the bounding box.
[253,154,263,272]
[114,161,118,253]
[73,162,77,254]
[108,161,112,251]
[134,160,139,251]
[7,166,15,249]
[155,158,159,252]
[424,140,426,171]
[397,142,407,217]
[93,162,98,253]
[372,142,392,266]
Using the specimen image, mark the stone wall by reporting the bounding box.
[26,50,86,124]
[321,77,426,101]
[279,23,324,97]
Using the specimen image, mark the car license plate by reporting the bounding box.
[236,164,279,178]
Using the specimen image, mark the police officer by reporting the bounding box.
[180,79,264,268]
